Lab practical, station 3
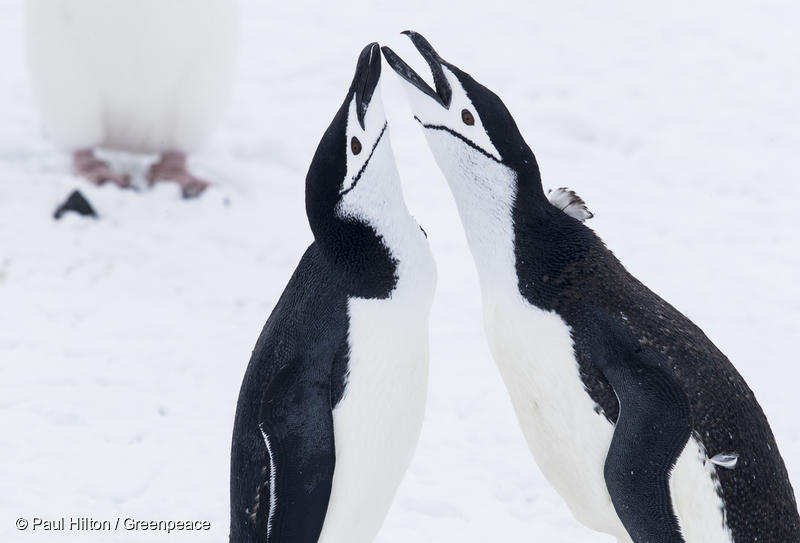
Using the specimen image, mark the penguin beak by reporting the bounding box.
[354,42,382,130]
[381,31,452,109]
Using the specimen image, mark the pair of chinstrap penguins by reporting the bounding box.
[230,33,800,543]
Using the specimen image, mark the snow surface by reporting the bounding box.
[1,1,799,542]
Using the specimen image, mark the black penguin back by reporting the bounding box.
[512,193,800,541]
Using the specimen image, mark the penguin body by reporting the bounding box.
[24,0,239,153]
[229,44,435,543]
[383,33,799,543]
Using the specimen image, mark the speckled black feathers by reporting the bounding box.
[230,247,345,543]
[512,183,800,541]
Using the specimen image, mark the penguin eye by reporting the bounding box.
[351,137,362,155]
[461,109,475,126]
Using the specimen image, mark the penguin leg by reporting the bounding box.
[73,149,130,188]
[146,151,210,199]
[596,328,692,543]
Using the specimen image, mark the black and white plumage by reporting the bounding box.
[547,187,593,222]
[229,44,436,543]
[383,32,799,543]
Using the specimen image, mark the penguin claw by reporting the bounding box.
[146,151,210,199]
[547,187,594,222]
[178,179,210,199]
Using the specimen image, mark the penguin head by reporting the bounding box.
[382,32,544,197]
[305,43,406,297]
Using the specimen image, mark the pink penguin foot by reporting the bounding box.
[73,149,131,188]
[146,152,210,199]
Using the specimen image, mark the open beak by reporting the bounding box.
[353,42,382,130]
[381,31,452,109]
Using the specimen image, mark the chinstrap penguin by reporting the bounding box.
[383,31,800,543]
[229,43,436,543]
[24,0,239,197]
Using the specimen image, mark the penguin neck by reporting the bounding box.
[441,148,550,300]
[312,216,399,299]
[336,148,429,294]
[310,147,425,299]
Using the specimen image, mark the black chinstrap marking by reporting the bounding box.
[414,116,502,164]
[339,122,388,197]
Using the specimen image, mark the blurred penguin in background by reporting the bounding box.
[24,0,240,198]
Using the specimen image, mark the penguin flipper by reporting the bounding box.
[597,329,692,543]
[254,361,336,542]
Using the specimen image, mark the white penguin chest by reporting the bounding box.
[484,296,628,538]
[484,295,733,543]
[317,256,435,543]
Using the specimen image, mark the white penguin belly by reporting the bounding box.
[25,0,239,153]
[317,282,433,543]
[485,296,732,543]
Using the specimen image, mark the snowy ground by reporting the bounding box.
[2,1,799,542]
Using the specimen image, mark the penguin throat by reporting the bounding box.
[335,141,427,297]
[426,130,522,295]
[316,218,399,299]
